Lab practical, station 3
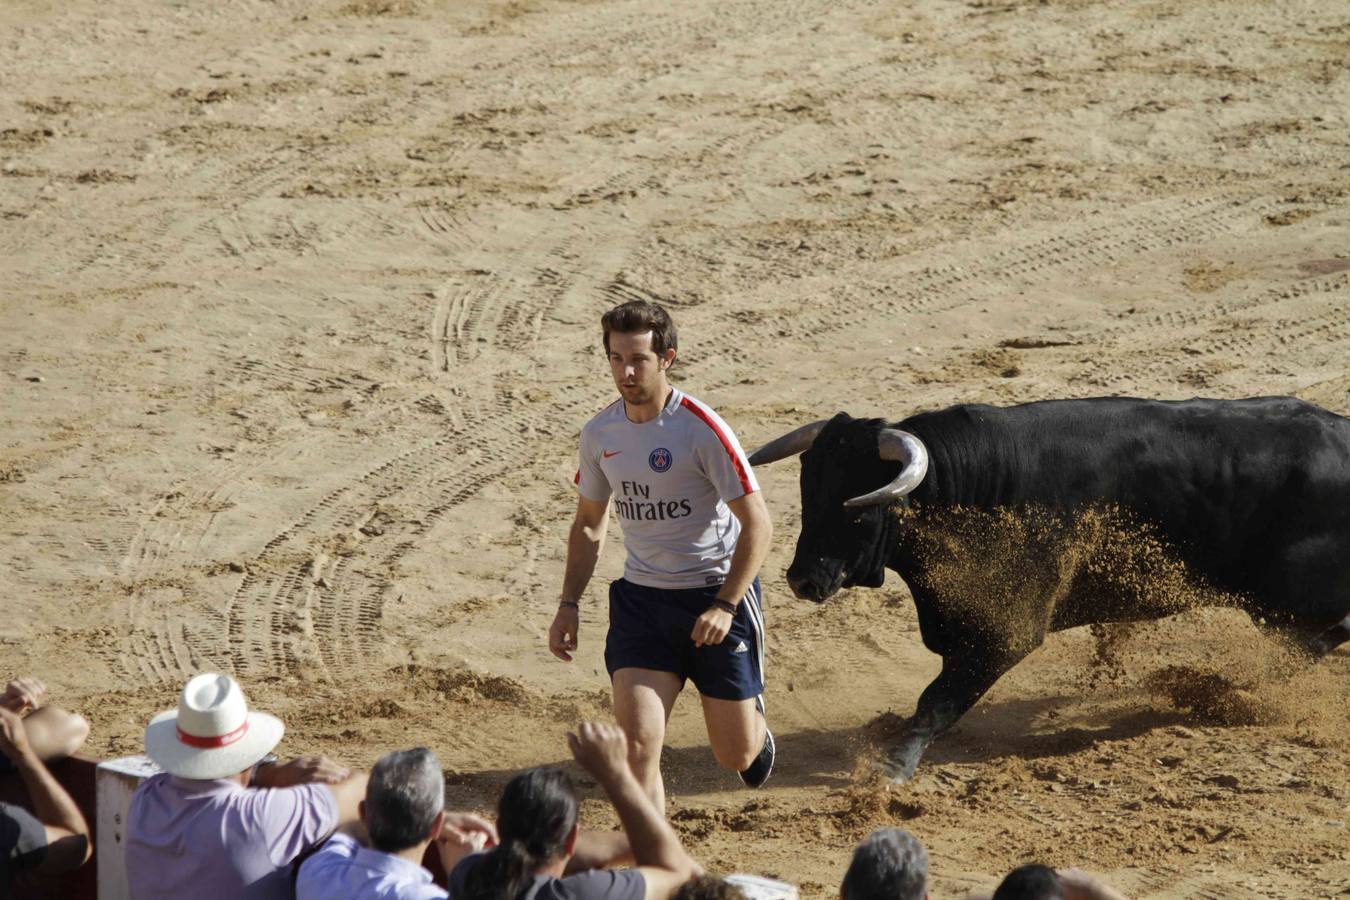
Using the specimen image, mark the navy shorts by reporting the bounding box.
[604,577,765,702]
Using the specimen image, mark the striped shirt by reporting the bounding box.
[576,388,759,589]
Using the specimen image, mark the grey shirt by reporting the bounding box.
[1,800,48,895]
[576,388,759,589]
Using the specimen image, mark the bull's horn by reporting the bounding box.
[747,420,828,466]
[843,429,929,507]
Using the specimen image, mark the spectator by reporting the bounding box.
[0,706,91,892]
[126,672,367,900]
[297,746,498,899]
[673,875,746,900]
[991,865,1062,900]
[0,676,89,764]
[840,828,928,900]
[984,866,1128,900]
[448,721,699,900]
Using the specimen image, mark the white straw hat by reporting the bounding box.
[144,673,284,780]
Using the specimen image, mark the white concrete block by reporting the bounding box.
[96,755,160,900]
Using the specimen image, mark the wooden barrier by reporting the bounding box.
[1,754,100,900]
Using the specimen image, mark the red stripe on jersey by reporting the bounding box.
[574,470,581,485]
[679,397,754,495]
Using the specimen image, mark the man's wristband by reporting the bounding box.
[559,599,580,610]
[710,598,739,616]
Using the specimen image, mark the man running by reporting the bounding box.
[548,299,774,811]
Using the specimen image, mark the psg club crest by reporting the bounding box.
[648,448,673,473]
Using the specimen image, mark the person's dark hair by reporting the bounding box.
[601,300,678,357]
[672,874,747,900]
[841,827,928,900]
[992,864,1064,900]
[461,767,578,900]
[365,747,445,853]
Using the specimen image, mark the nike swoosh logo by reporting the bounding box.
[603,450,621,458]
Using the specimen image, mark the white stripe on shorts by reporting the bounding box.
[742,581,765,712]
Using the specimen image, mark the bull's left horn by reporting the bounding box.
[843,429,929,507]
[748,420,828,466]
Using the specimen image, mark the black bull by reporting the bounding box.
[749,396,1350,780]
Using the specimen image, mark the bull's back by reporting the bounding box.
[904,396,1350,594]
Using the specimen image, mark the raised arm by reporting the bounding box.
[0,707,90,873]
[568,721,697,900]
[565,829,634,872]
[550,494,611,662]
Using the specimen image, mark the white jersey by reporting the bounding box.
[575,387,760,590]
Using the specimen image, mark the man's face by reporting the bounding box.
[607,330,674,406]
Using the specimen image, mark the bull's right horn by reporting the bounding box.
[748,420,828,466]
[843,429,929,507]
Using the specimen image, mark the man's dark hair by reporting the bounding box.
[841,827,928,900]
[672,875,747,900]
[992,864,1064,900]
[601,299,678,356]
[365,747,445,853]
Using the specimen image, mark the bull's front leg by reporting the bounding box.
[881,652,1021,782]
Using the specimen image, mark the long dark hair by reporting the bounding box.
[462,767,578,900]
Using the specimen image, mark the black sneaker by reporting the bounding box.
[739,728,775,788]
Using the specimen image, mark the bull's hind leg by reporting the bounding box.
[1248,532,1350,657]
[881,651,1023,782]
[1310,615,1350,656]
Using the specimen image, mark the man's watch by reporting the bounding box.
[559,599,580,609]
[249,752,280,787]
[710,598,739,616]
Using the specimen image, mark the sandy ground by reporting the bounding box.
[2,0,1349,896]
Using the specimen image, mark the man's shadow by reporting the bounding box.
[442,693,1190,808]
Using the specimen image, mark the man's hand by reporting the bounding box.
[691,607,733,648]
[567,721,631,784]
[252,755,351,788]
[436,812,498,872]
[445,811,498,848]
[1,677,47,714]
[549,605,580,662]
[0,706,35,763]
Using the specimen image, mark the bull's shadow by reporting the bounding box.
[438,695,1190,808]
[886,694,1191,768]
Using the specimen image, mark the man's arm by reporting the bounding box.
[549,495,610,662]
[568,722,697,900]
[691,490,772,648]
[1057,868,1130,900]
[564,829,633,872]
[323,770,369,827]
[0,707,90,872]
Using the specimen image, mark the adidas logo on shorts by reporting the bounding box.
[732,640,748,653]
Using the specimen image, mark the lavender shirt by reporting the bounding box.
[126,774,338,900]
[297,832,448,900]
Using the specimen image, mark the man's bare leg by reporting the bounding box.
[701,695,766,773]
[612,667,682,814]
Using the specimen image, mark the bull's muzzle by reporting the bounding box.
[787,568,840,602]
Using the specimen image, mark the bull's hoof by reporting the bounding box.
[874,759,910,784]
[875,749,919,784]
